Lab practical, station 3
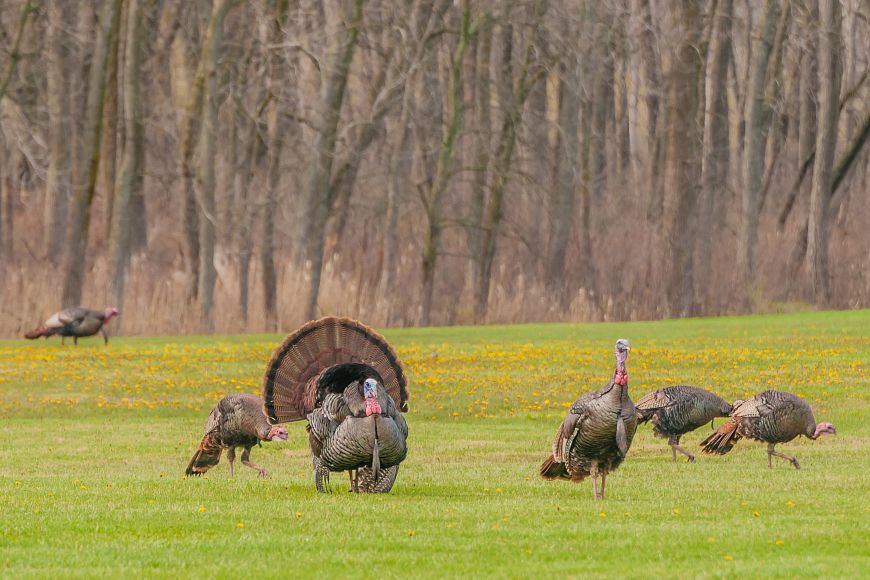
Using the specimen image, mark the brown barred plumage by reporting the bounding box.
[262,317,410,493]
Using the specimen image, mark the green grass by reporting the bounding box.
[1,310,868,578]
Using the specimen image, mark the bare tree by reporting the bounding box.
[61,0,124,307]
[44,2,72,262]
[805,0,841,302]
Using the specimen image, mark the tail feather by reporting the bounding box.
[25,326,52,339]
[700,419,741,455]
[540,455,568,480]
[185,433,223,476]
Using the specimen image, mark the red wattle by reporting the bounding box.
[365,401,382,416]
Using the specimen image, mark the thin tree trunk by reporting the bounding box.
[420,0,473,327]
[261,0,290,329]
[107,0,143,315]
[44,2,72,262]
[297,0,364,322]
[696,0,732,312]
[739,0,780,297]
[475,0,546,322]
[806,0,841,303]
[661,0,702,316]
[197,0,239,331]
[466,23,492,310]
[61,0,124,308]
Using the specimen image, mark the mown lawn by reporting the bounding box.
[1,310,868,578]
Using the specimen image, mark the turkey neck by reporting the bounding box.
[613,351,629,403]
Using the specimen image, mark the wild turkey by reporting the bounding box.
[186,394,289,478]
[262,317,409,493]
[540,339,637,500]
[24,307,120,345]
[700,389,836,469]
[636,385,732,462]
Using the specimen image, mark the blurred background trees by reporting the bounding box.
[0,0,868,335]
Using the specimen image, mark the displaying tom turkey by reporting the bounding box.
[700,389,836,469]
[636,385,733,462]
[262,317,409,493]
[24,307,120,345]
[540,339,637,500]
[186,394,289,478]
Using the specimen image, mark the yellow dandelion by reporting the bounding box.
[295,511,303,518]
[775,539,784,545]
[408,530,416,537]
[495,487,503,493]
[14,481,21,486]
[724,554,733,561]
[672,508,681,515]
[786,501,796,508]
[599,511,606,518]
[198,506,207,512]
[752,511,760,517]
[236,521,245,528]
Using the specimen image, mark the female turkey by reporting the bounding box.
[540,339,637,500]
[700,389,836,469]
[262,317,409,493]
[185,394,289,478]
[636,385,732,462]
[25,306,119,345]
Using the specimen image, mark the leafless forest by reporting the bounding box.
[0,0,868,336]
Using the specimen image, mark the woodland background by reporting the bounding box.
[0,0,867,337]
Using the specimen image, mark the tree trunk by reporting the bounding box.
[695,0,732,312]
[465,23,492,312]
[197,0,238,331]
[44,2,72,262]
[107,0,144,315]
[420,0,473,327]
[261,0,290,330]
[475,0,546,322]
[739,0,780,297]
[297,0,365,323]
[806,0,841,303]
[61,0,124,308]
[661,0,702,316]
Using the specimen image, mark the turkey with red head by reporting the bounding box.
[540,339,637,500]
[700,389,836,469]
[25,307,120,345]
[262,317,409,493]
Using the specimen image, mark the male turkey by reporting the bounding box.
[540,339,637,500]
[186,394,289,478]
[700,389,836,469]
[262,317,409,493]
[636,385,732,462]
[25,306,120,345]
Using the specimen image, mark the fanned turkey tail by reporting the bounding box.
[185,432,223,476]
[700,418,741,455]
[262,316,409,423]
[25,326,53,339]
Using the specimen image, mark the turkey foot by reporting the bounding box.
[670,439,696,463]
[600,471,607,500]
[767,444,800,469]
[241,447,269,477]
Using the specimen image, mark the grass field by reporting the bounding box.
[1,310,868,578]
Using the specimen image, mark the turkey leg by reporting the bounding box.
[590,464,599,501]
[100,326,109,345]
[241,446,269,477]
[670,436,696,462]
[226,447,236,479]
[600,471,607,499]
[767,443,800,469]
